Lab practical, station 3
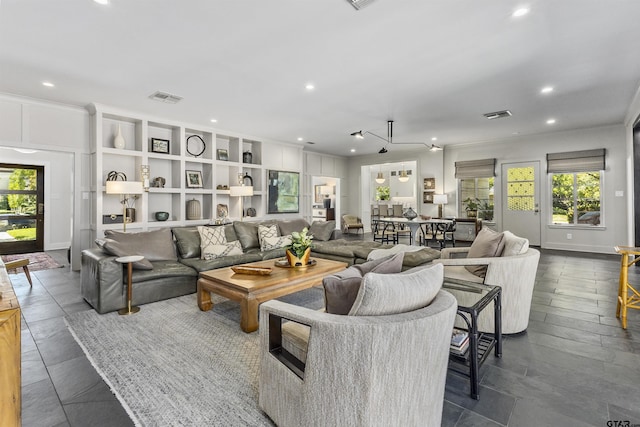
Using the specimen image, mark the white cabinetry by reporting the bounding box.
[88,104,271,239]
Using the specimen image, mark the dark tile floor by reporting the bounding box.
[11,242,640,426]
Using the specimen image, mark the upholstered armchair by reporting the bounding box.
[341,214,364,235]
[433,229,540,334]
[259,265,457,427]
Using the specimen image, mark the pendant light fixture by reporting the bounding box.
[398,164,410,182]
[375,166,385,184]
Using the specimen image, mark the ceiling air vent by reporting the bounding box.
[483,110,512,120]
[346,0,376,10]
[148,91,183,104]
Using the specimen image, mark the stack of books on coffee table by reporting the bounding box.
[450,328,469,356]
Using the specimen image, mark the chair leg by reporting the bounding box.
[23,266,33,287]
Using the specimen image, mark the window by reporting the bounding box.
[459,177,494,220]
[551,172,601,225]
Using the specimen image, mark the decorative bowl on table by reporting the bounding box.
[155,211,170,221]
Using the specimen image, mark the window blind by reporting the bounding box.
[546,149,605,173]
[454,158,496,179]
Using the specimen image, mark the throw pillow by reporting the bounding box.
[258,224,279,251]
[233,221,267,250]
[323,253,404,315]
[309,220,335,241]
[202,240,243,260]
[171,227,201,259]
[103,228,177,261]
[278,219,310,237]
[465,227,505,277]
[501,230,530,256]
[97,238,153,270]
[348,263,444,316]
[198,226,227,259]
[323,266,365,315]
[261,235,292,252]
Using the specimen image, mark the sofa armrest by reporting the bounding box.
[439,247,471,259]
[81,248,124,314]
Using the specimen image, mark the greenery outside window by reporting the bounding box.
[551,172,601,225]
[459,177,494,220]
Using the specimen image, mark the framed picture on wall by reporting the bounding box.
[424,178,436,191]
[151,138,170,154]
[267,170,300,213]
[185,170,203,188]
[314,185,324,204]
[423,192,434,204]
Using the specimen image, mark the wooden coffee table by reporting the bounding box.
[197,258,347,332]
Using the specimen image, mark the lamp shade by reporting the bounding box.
[229,185,254,197]
[375,172,385,184]
[398,169,410,182]
[433,194,448,205]
[319,185,333,195]
[106,181,144,195]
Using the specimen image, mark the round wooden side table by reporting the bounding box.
[115,255,144,315]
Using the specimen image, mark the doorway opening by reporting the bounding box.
[0,163,44,254]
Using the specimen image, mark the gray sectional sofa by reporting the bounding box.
[81,218,440,314]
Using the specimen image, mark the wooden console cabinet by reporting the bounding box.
[0,268,21,427]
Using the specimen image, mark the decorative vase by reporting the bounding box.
[243,151,252,164]
[403,207,418,221]
[113,124,125,149]
[323,197,331,208]
[155,211,169,221]
[125,208,135,223]
[186,199,201,220]
[286,247,311,267]
[466,210,477,219]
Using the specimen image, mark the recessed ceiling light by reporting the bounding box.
[297,137,303,141]
[94,0,109,4]
[431,137,437,141]
[305,83,315,90]
[546,118,556,125]
[541,86,554,94]
[210,119,217,123]
[42,81,54,87]
[350,148,356,153]
[512,7,529,17]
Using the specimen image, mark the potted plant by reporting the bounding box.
[286,227,314,267]
[463,197,479,218]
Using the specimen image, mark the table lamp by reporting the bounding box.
[433,194,448,218]
[106,181,144,231]
[319,185,333,208]
[230,184,254,220]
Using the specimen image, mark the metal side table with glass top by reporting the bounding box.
[442,277,502,399]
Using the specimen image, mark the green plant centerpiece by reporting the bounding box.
[286,227,314,267]
[463,197,479,218]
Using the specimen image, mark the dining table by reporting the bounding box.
[375,217,454,246]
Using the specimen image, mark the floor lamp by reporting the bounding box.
[229,184,254,221]
[106,181,144,231]
[433,194,448,218]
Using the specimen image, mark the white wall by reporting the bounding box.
[0,93,90,268]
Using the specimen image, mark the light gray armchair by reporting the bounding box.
[433,244,540,334]
[258,265,457,427]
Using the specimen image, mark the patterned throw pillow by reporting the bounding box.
[202,240,243,260]
[261,235,292,252]
[258,224,279,251]
[198,226,227,259]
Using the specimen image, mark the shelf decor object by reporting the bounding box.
[243,151,253,164]
[105,180,144,231]
[186,199,201,220]
[113,124,125,149]
[140,165,150,191]
[186,134,206,157]
[185,170,203,188]
[217,149,228,161]
[151,138,170,154]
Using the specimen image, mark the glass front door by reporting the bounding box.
[0,164,44,254]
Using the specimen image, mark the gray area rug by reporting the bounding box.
[65,288,324,426]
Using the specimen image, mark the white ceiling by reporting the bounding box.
[2,0,640,157]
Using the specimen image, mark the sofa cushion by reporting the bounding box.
[309,220,335,241]
[323,253,404,315]
[202,240,243,260]
[96,239,153,270]
[277,219,310,237]
[180,252,264,272]
[465,227,505,277]
[131,260,198,283]
[349,263,444,316]
[103,228,177,261]
[171,227,201,259]
[234,221,275,250]
[501,230,529,256]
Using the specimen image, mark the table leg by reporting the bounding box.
[118,262,140,315]
[617,254,627,319]
[197,279,213,311]
[468,311,480,400]
[240,296,259,333]
[494,291,502,357]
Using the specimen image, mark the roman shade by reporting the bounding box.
[454,159,496,178]
[546,149,606,173]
